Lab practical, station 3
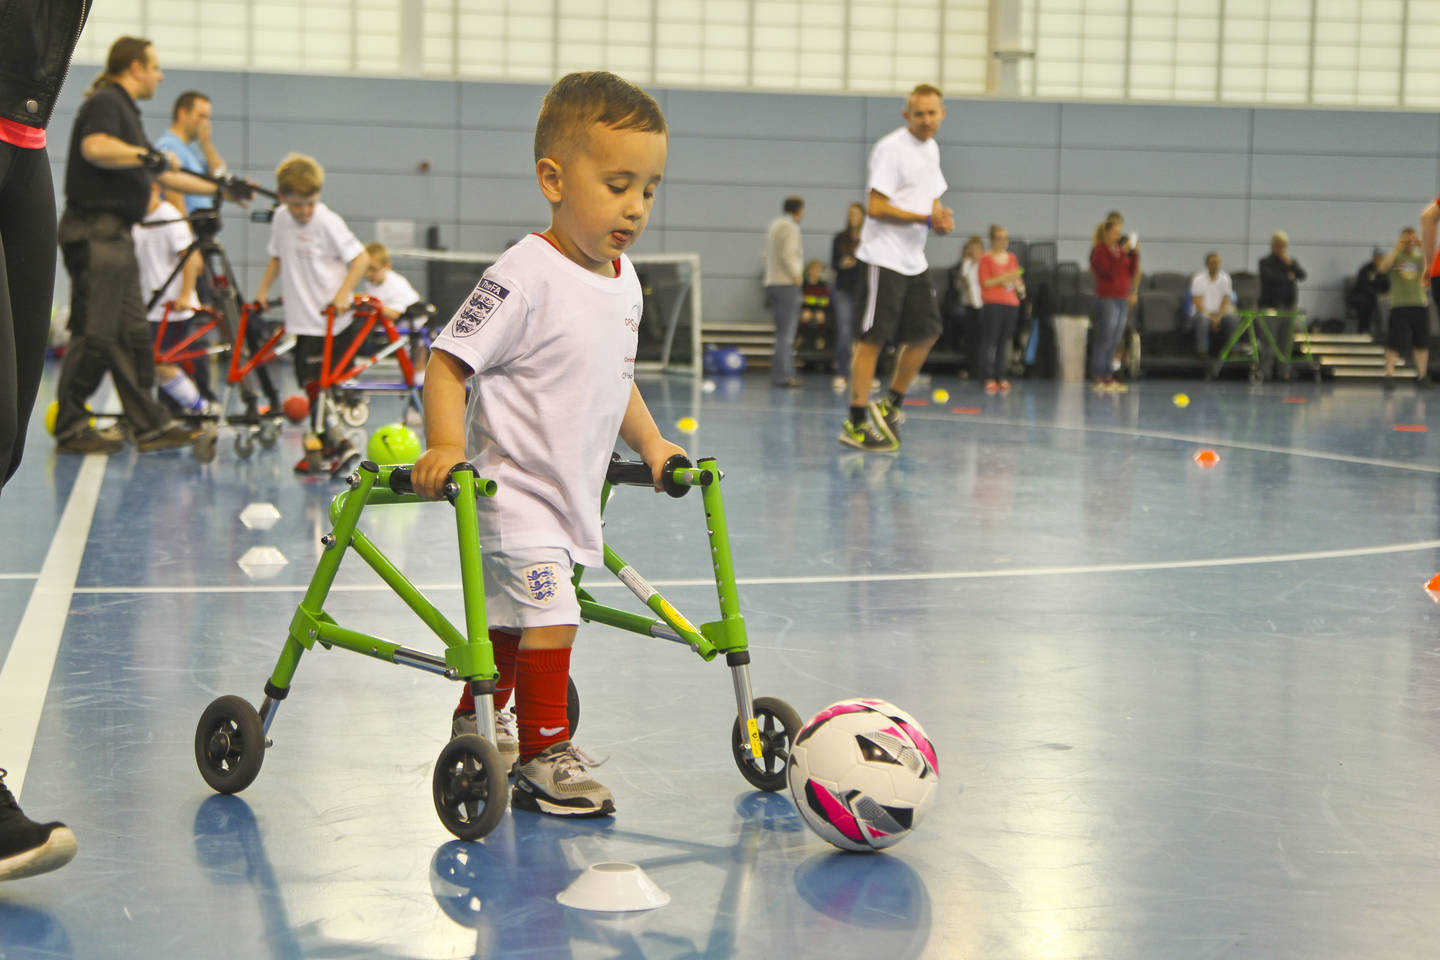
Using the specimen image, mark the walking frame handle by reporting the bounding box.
[606,453,715,498]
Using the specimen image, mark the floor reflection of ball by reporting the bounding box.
[932,388,949,404]
[1173,393,1190,408]
[702,380,717,393]
[677,416,698,434]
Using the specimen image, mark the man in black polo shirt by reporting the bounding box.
[54,36,223,453]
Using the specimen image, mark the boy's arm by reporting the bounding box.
[414,349,472,499]
[1422,201,1440,271]
[332,250,370,312]
[255,257,280,310]
[618,382,687,492]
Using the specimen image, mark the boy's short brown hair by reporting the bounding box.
[533,71,667,163]
[276,152,324,196]
[364,241,390,266]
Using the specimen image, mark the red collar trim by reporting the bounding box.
[531,232,621,278]
[0,117,45,149]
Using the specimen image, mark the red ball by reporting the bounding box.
[282,394,310,423]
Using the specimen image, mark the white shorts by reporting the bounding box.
[483,547,581,630]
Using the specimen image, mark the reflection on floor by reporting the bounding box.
[4,370,1440,959]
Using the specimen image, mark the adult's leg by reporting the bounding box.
[830,287,854,375]
[995,305,1020,382]
[0,145,58,490]
[888,272,942,394]
[977,303,1002,381]
[767,284,800,384]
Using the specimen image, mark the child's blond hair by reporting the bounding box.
[276,152,324,196]
[364,241,390,267]
[533,71,666,164]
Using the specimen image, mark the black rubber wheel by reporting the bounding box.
[433,733,508,840]
[195,695,266,794]
[192,430,218,464]
[233,431,255,459]
[257,420,280,449]
[567,676,580,738]
[731,696,803,792]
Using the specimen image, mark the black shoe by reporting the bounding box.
[135,421,202,452]
[0,769,77,881]
[837,418,898,452]
[1418,374,1432,389]
[1384,376,1396,392]
[55,425,125,455]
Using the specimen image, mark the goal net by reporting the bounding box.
[388,248,702,376]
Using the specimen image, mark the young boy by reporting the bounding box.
[414,71,684,817]
[360,242,421,319]
[133,181,212,415]
[253,153,369,470]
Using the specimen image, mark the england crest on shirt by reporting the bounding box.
[453,277,509,337]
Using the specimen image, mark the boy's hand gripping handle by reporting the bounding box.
[606,453,698,498]
[389,462,475,502]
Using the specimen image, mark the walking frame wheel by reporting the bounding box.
[195,695,266,794]
[731,696,802,792]
[433,734,508,840]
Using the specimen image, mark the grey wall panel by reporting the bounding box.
[948,191,1059,241]
[459,81,550,131]
[458,129,537,177]
[941,145,1058,193]
[1059,148,1249,198]
[1247,198,1421,246]
[700,275,767,323]
[662,230,765,279]
[667,136,862,188]
[1059,103,1250,152]
[1253,108,1440,156]
[247,121,459,176]
[1250,154,1433,201]
[457,175,552,224]
[670,89,866,140]
[247,74,458,126]
[662,184,858,232]
[944,99,1061,147]
[155,69,249,119]
[1057,195,1248,242]
[314,173,463,223]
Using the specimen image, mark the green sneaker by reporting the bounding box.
[870,399,904,442]
[838,418,899,452]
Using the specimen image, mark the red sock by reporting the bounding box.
[454,629,520,715]
[515,647,572,760]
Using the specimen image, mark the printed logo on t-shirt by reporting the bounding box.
[522,562,561,605]
[454,277,510,336]
[625,304,641,332]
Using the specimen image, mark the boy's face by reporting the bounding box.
[364,261,389,284]
[540,123,668,275]
[281,192,318,225]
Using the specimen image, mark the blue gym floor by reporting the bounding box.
[4,367,1440,959]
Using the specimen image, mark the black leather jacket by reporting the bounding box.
[0,0,91,129]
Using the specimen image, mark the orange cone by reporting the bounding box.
[1426,573,1440,591]
[1194,449,1219,467]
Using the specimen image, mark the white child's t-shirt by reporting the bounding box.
[855,126,948,277]
[266,201,366,337]
[361,268,421,315]
[431,233,642,567]
[133,200,195,322]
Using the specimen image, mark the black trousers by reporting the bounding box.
[0,144,57,493]
[55,208,172,438]
[979,302,1019,381]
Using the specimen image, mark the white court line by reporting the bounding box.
[0,455,107,799]
[0,573,40,580]
[69,538,1440,595]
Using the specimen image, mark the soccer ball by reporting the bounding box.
[787,698,939,852]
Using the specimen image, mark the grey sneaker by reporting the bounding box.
[56,425,125,454]
[512,741,615,817]
[870,399,904,441]
[838,418,898,453]
[136,421,202,452]
[452,709,520,774]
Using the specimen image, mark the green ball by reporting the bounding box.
[366,422,422,464]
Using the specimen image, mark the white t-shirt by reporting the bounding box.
[266,201,366,337]
[430,234,642,566]
[855,126,948,276]
[1189,269,1234,315]
[133,201,195,322]
[361,268,422,315]
[960,256,982,308]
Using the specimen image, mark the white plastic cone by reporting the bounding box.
[556,861,670,912]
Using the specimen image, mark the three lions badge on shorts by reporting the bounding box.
[523,562,561,605]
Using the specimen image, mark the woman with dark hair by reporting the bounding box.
[829,201,864,389]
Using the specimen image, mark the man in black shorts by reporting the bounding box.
[838,84,954,452]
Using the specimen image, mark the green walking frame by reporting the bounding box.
[1210,309,1319,384]
[194,455,800,841]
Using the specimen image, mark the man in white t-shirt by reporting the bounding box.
[416,71,686,819]
[840,83,955,453]
[253,153,369,471]
[133,181,212,415]
[1188,251,1238,356]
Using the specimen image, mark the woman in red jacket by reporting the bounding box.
[1089,215,1139,391]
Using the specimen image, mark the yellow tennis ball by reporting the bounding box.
[1173,393,1190,408]
[676,416,698,434]
[44,400,59,436]
[932,388,949,403]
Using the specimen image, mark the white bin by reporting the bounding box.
[1053,314,1090,382]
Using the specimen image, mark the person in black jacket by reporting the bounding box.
[1347,247,1389,335]
[829,202,864,390]
[1258,229,1308,364]
[0,0,89,884]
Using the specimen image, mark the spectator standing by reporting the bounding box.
[976,225,1024,393]
[1347,247,1389,336]
[829,201,864,390]
[1380,226,1431,388]
[53,36,222,453]
[153,91,227,214]
[1258,229,1307,362]
[1088,215,1138,392]
[956,235,984,378]
[839,83,954,453]
[1189,252,1238,356]
[763,196,804,387]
